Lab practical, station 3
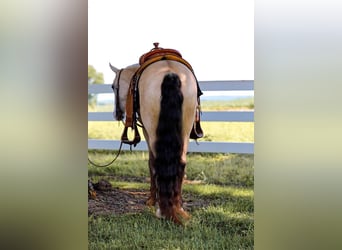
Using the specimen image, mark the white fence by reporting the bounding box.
[88,80,254,154]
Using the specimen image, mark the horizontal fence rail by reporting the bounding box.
[88,140,254,154]
[88,80,254,94]
[88,111,254,122]
[88,80,254,154]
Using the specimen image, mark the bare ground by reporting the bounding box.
[88,179,210,216]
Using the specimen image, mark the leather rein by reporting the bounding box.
[87,69,125,168]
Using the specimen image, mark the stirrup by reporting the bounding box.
[121,126,141,147]
[190,107,203,139]
[190,121,203,139]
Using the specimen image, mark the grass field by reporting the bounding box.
[88,98,254,249]
[89,182,253,249]
[88,152,254,249]
[88,121,254,143]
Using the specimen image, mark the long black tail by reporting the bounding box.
[154,73,185,223]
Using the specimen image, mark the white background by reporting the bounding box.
[88,0,254,83]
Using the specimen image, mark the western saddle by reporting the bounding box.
[121,42,203,146]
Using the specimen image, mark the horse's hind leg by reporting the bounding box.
[174,160,190,221]
[146,150,157,207]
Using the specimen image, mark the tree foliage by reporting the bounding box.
[88,65,104,104]
[88,65,104,84]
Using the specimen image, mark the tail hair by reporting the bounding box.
[154,73,186,224]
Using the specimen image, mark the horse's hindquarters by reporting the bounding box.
[139,61,197,224]
[139,61,197,156]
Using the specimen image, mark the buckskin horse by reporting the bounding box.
[109,43,203,225]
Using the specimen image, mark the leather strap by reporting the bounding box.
[121,74,141,146]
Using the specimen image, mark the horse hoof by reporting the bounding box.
[155,208,166,219]
[156,208,162,218]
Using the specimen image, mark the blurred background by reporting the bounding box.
[1,0,342,249]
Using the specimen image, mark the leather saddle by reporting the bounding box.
[121,43,203,146]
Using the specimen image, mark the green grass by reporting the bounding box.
[89,180,253,250]
[89,209,253,249]
[88,152,254,187]
[201,98,254,111]
[88,151,254,249]
[88,99,254,249]
[88,121,254,143]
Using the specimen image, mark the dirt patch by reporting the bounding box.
[88,188,149,216]
[88,179,211,216]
